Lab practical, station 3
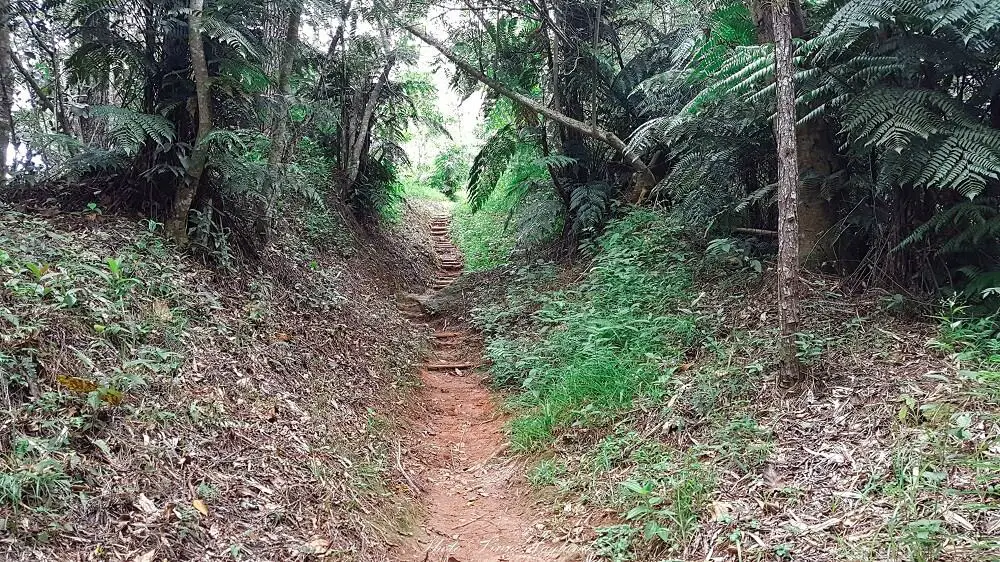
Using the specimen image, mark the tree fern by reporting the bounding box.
[843,88,1000,197]
[900,198,1000,254]
[569,180,615,234]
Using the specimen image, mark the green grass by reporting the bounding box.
[451,198,520,271]
[478,211,697,449]
[451,182,563,272]
[468,208,1000,560]
[401,179,452,203]
[471,209,779,559]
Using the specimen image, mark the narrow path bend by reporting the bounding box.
[393,214,579,562]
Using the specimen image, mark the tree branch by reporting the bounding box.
[403,23,654,200]
[9,49,52,111]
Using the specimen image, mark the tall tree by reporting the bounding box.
[167,0,213,246]
[752,0,837,264]
[0,0,13,185]
[262,0,303,238]
[771,0,802,382]
[344,49,395,187]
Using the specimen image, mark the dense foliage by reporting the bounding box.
[435,0,1000,298]
[1,0,994,297]
[0,0,440,259]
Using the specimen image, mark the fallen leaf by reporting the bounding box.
[132,550,156,562]
[56,375,98,393]
[762,464,782,488]
[275,332,290,342]
[710,501,732,521]
[301,537,330,554]
[192,498,209,516]
[136,494,158,515]
[150,300,173,322]
[944,510,974,531]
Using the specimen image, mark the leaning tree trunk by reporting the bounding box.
[404,24,656,203]
[772,0,803,383]
[261,0,302,239]
[168,0,213,246]
[753,0,837,265]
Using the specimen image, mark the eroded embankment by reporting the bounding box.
[0,202,434,561]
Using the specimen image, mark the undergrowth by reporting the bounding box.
[451,197,521,272]
[477,211,698,449]
[451,186,563,272]
[471,210,773,558]
[0,204,422,557]
[471,208,1000,560]
[0,209,192,527]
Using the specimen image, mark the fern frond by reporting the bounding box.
[87,105,175,155]
[467,124,520,211]
[683,45,772,113]
[569,180,614,234]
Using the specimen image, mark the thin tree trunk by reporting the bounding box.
[539,0,564,157]
[589,0,602,129]
[753,0,836,265]
[261,0,302,238]
[0,0,14,185]
[772,0,802,383]
[313,0,352,99]
[50,48,72,136]
[404,24,655,201]
[9,50,53,112]
[168,0,212,246]
[345,52,395,186]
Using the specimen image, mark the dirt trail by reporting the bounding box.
[393,214,581,562]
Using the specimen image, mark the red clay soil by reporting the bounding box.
[393,215,584,562]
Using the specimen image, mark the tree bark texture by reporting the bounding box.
[772,0,803,383]
[168,0,213,246]
[262,0,302,237]
[0,0,14,185]
[753,0,837,264]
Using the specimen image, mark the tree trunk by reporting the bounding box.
[753,0,836,265]
[261,0,302,238]
[345,52,395,186]
[0,1,14,186]
[168,0,212,246]
[589,0,602,130]
[10,50,53,112]
[404,24,655,201]
[772,0,803,383]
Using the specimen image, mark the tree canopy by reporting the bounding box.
[0,0,996,293]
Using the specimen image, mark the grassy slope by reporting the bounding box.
[0,204,428,560]
[454,208,1000,561]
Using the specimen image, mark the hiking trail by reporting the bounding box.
[392,214,581,562]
